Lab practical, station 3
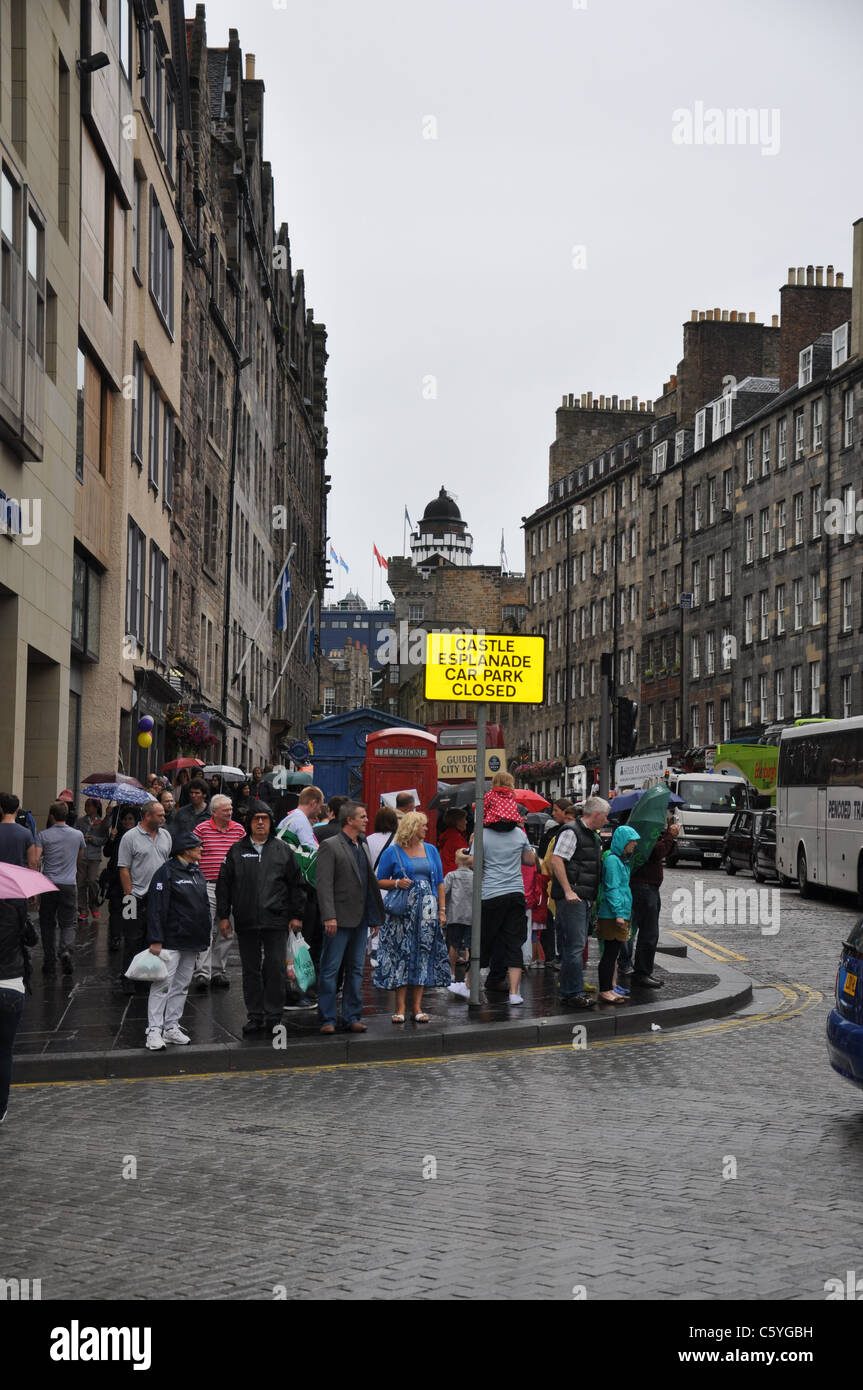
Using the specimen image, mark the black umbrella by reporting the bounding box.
[427,779,492,812]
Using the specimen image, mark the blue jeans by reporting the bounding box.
[558,897,590,999]
[0,986,25,1118]
[318,925,368,1027]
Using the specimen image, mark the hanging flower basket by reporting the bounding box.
[166,704,218,754]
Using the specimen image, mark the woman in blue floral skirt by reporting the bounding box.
[374,812,450,1023]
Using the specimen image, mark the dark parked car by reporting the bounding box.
[826,916,863,1091]
[752,808,779,882]
[722,809,764,875]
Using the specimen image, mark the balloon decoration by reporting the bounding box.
[138,715,154,732]
[137,732,153,748]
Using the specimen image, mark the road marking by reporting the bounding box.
[668,929,748,963]
[10,982,823,1092]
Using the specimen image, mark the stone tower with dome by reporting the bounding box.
[409,487,474,573]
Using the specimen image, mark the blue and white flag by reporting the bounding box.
[339,554,349,573]
[276,560,291,632]
[405,505,413,530]
[329,543,338,563]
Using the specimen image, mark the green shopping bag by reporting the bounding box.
[288,932,316,993]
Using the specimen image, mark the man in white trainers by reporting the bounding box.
[144,830,210,1051]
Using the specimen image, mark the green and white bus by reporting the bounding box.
[776,716,863,899]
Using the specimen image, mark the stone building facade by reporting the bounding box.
[0,0,83,808]
[520,234,862,797]
[166,12,328,771]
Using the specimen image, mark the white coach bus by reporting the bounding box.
[776,717,863,899]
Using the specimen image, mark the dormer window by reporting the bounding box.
[694,409,706,451]
[798,345,813,388]
[832,323,850,369]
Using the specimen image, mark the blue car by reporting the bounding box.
[827,917,863,1090]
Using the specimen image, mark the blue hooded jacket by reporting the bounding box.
[600,825,642,920]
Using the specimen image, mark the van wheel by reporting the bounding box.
[724,856,737,876]
[797,848,811,898]
[752,855,764,883]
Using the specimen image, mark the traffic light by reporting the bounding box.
[617,698,639,756]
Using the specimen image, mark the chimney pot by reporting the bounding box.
[562,395,568,407]
[699,311,705,321]
[836,271,845,287]
[612,394,618,409]
[714,307,721,319]
[721,309,729,322]
[586,391,593,407]
[730,310,737,322]
[706,309,714,321]
[690,310,698,321]
[592,400,599,409]
[798,267,805,283]
[748,312,755,323]
[581,392,587,408]
[772,314,779,327]
[816,265,824,286]
[670,373,677,388]
[826,265,835,286]
[788,267,796,285]
[806,265,814,285]
[245,53,256,80]
[599,394,606,409]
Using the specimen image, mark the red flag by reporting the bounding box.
[373,544,388,570]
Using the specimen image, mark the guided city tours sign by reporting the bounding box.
[424,633,545,704]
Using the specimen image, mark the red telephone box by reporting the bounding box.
[363,728,439,838]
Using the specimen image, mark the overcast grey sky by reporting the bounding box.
[196,0,862,605]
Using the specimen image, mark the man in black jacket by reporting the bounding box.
[550,796,609,1008]
[216,800,306,1036]
[145,830,211,1051]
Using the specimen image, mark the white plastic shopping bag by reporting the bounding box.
[125,948,168,983]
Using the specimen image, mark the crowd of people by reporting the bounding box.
[0,767,679,1121]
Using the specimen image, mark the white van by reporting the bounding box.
[668,772,751,867]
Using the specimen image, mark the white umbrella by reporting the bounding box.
[202,765,246,780]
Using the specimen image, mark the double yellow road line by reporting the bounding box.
[667,928,748,963]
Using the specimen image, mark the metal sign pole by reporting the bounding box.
[469,702,487,1007]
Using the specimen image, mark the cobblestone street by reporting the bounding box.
[2,868,862,1300]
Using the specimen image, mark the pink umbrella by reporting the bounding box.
[0,864,58,899]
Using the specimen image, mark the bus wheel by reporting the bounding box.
[797,848,811,898]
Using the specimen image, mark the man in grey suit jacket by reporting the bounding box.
[315,802,385,1034]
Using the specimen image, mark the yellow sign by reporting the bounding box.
[436,748,507,779]
[425,633,545,704]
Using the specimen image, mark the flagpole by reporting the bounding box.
[232,543,296,687]
[403,508,407,558]
[264,592,316,713]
